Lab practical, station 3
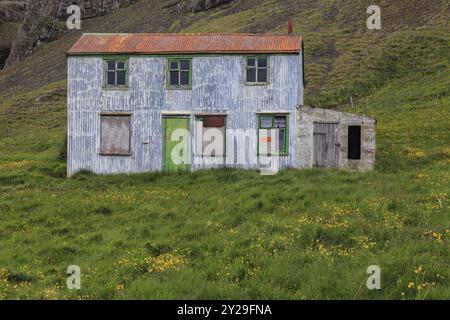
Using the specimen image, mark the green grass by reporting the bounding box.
[0,0,449,300]
[0,66,448,299]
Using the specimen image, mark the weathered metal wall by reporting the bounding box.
[68,54,303,176]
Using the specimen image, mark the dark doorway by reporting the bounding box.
[348,126,361,160]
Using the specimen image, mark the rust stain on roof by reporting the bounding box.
[67,33,303,55]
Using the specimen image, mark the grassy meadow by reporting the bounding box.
[0,0,449,299]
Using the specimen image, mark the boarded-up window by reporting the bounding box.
[195,115,226,156]
[348,125,361,160]
[100,115,132,156]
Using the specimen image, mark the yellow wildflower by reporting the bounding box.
[116,284,124,291]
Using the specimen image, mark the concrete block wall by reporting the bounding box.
[296,106,376,171]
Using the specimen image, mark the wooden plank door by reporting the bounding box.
[313,123,339,168]
[163,117,191,171]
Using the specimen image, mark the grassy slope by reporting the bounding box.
[0,0,449,299]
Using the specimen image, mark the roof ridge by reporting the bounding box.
[69,33,303,55]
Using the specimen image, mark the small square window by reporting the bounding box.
[167,58,192,88]
[104,59,128,87]
[246,57,269,84]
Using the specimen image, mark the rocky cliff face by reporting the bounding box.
[4,0,138,67]
[0,1,26,68]
[55,0,139,19]
[0,1,26,24]
[3,0,235,68]
[188,0,234,12]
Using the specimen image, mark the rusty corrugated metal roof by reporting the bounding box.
[67,33,303,55]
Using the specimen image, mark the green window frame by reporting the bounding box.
[167,58,192,89]
[245,56,269,84]
[103,58,129,88]
[257,114,289,156]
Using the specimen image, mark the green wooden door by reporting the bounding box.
[163,117,191,171]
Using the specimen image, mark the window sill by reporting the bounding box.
[99,153,132,157]
[258,154,289,157]
[102,86,129,91]
[166,85,192,91]
[244,82,269,86]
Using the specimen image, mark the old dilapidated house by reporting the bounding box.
[66,33,375,176]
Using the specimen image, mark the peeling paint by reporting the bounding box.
[67,54,303,176]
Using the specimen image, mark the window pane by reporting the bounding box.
[180,71,190,85]
[107,61,116,71]
[246,68,256,82]
[274,116,286,128]
[170,61,179,70]
[257,68,267,83]
[117,61,125,70]
[257,58,268,68]
[247,58,256,67]
[169,71,179,85]
[107,71,116,85]
[278,129,286,153]
[180,60,190,70]
[260,116,272,128]
[116,71,126,86]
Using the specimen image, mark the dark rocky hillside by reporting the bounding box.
[2,0,235,68]
[0,0,25,68]
[4,0,140,67]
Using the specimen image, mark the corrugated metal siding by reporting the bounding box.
[67,33,303,55]
[67,54,302,175]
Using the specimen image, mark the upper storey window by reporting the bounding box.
[167,58,192,89]
[104,58,128,88]
[245,56,268,84]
